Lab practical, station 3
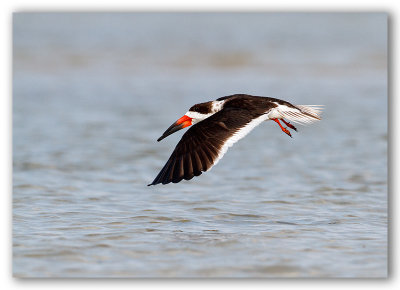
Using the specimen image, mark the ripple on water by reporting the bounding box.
[13,13,387,278]
[192,207,221,211]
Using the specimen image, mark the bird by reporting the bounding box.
[148,94,323,186]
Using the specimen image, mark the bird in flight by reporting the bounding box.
[148,94,323,186]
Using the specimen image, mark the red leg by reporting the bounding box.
[272,119,292,138]
[281,119,297,131]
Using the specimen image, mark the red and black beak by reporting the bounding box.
[157,115,192,142]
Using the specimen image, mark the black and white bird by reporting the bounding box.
[148,94,323,186]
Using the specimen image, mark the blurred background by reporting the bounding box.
[13,13,387,277]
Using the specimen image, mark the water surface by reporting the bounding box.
[13,12,387,277]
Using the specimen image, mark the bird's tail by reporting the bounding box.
[279,105,324,125]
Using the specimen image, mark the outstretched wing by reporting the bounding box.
[148,107,268,185]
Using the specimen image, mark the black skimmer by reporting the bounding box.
[148,94,323,186]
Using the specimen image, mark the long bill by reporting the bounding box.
[157,115,192,142]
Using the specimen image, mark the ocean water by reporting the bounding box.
[13,12,387,277]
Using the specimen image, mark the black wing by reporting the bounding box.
[148,107,263,185]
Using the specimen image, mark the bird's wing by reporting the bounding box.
[148,107,268,185]
[270,104,323,125]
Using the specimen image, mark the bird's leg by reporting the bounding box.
[281,119,297,131]
[272,118,292,138]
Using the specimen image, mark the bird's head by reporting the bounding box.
[157,100,224,142]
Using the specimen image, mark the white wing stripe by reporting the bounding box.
[206,103,323,171]
[209,114,269,170]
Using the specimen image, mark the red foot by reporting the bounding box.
[272,118,292,138]
[281,119,297,131]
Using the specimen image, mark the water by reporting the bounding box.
[13,13,387,277]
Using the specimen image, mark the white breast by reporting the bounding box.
[185,111,213,124]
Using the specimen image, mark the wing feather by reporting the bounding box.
[183,153,194,180]
[164,158,177,184]
[149,100,323,185]
[172,156,184,183]
[191,151,203,176]
[148,107,266,185]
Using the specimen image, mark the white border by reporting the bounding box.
[3,1,395,289]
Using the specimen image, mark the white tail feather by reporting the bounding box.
[270,104,324,125]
